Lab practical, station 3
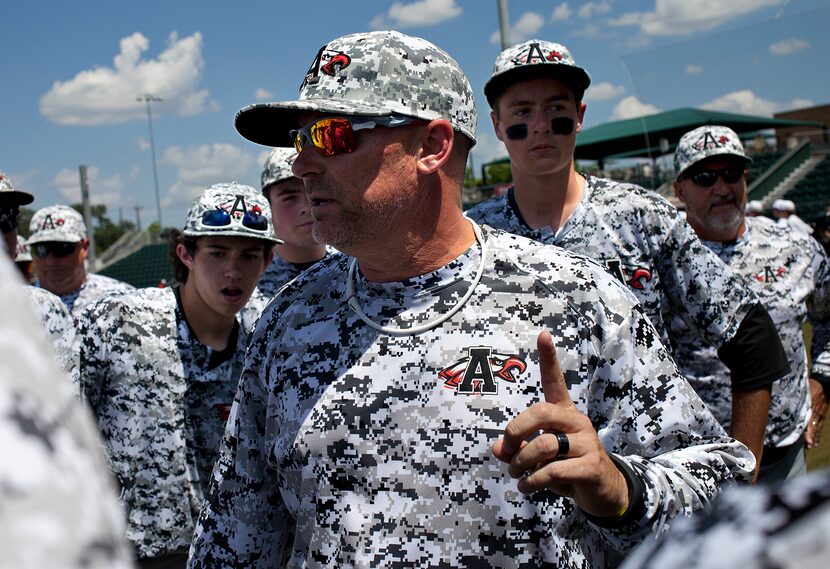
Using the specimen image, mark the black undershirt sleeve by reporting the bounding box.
[717,303,790,392]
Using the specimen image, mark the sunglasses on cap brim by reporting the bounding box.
[31,241,78,259]
[199,209,269,232]
[290,115,417,157]
[682,167,746,187]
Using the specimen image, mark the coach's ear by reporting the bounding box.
[416,119,454,175]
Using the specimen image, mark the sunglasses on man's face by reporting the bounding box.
[31,241,77,259]
[290,115,417,157]
[683,166,746,187]
[200,209,269,232]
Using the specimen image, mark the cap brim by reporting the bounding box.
[678,152,752,178]
[236,99,397,148]
[182,228,283,245]
[484,65,591,106]
[0,191,34,207]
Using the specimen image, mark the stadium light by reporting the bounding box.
[137,94,163,231]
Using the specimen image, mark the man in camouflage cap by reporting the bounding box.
[189,31,754,568]
[772,198,813,235]
[0,173,79,388]
[78,183,278,568]
[256,147,334,297]
[466,39,789,476]
[28,203,133,317]
[673,125,830,482]
[0,252,133,569]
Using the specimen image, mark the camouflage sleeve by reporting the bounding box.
[806,238,830,379]
[76,300,114,410]
[587,304,755,551]
[188,330,290,567]
[650,202,755,347]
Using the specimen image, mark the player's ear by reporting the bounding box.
[673,179,687,203]
[416,119,454,175]
[176,242,195,270]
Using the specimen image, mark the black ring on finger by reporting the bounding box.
[555,432,570,459]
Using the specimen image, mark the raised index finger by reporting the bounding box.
[538,330,572,406]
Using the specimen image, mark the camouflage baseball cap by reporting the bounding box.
[675,125,751,178]
[15,235,31,262]
[183,182,282,244]
[235,30,476,147]
[28,205,87,244]
[261,148,298,190]
[0,171,34,207]
[484,40,591,107]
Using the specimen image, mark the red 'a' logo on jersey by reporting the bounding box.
[439,347,527,395]
[754,265,787,283]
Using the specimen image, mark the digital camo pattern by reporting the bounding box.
[25,285,80,389]
[235,30,477,148]
[669,217,830,446]
[183,183,280,244]
[256,248,339,298]
[78,286,249,559]
[0,256,133,568]
[484,39,590,102]
[261,147,298,189]
[619,466,830,569]
[674,125,750,177]
[55,272,134,317]
[466,176,755,351]
[189,227,753,569]
[28,204,87,244]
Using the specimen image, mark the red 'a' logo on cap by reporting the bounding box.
[302,45,351,88]
[693,131,724,150]
[40,214,64,230]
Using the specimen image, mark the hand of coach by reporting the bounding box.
[492,330,631,519]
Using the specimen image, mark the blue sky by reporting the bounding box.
[3,0,828,229]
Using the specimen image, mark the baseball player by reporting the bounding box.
[189,31,754,569]
[78,183,278,568]
[465,40,789,473]
[257,147,334,297]
[672,125,830,482]
[0,172,79,387]
[28,204,133,317]
[0,252,133,569]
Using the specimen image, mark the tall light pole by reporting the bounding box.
[137,94,163,230]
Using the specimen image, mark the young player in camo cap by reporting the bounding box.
[189,31,754,569]
[78,183,278,568]
[672,125,830,482]
[257,147,335,297]
[0,172,79,388]
[465,39,789,475]
[0,252,133,569]
[28,203,133,317]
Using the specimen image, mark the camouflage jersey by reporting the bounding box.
[189,226,754,569]
[43,272,135,318]
[619,466,830,569]
[669,217,830,447]
[25,285,80,389]
[256,248,339,299]
[466,176,754,352]
[78,286,249,559]
[0,257,133,568]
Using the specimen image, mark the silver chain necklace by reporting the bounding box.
[345,218,487,336]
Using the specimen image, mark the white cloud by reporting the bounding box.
[610,96,659,120]
[769,38,809,56]
[162,143,257,209]
[701,90,815,116]
[52,167,126,208]
[254,88,274,100]
[585,82,626,102]
[572,23,603,39]
[700,90,778,116]
[490,12,546,45]
[609,0,786,36]
[371,0,462,29]
[578,1,612,19]
[40,31,218,126]
[685,64,704,75]
[136,137,151,151]
[551,3,572,22]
